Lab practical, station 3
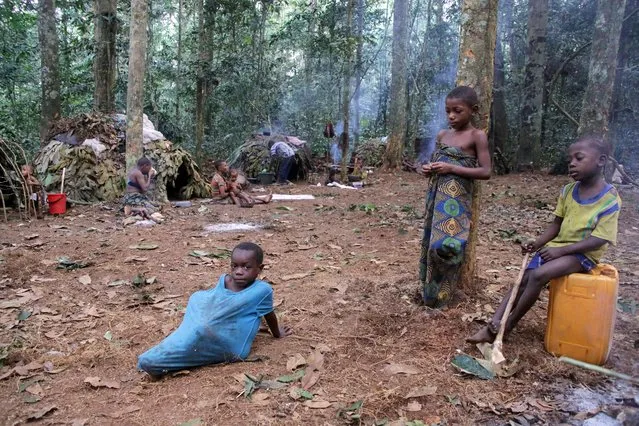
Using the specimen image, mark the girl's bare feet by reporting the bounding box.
[466,325,497,344]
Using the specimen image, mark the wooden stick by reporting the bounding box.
[0,189,7,222]
[559,356,639,384]
[492,253,530,365]
[60,167,66,194]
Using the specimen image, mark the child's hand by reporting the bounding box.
[420,163,432,175]
[521,239,537,254]
[430,162,455,175]
[276,325,293,338]
[539,246,565,262]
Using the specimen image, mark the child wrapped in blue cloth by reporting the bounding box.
[137,242,292,377]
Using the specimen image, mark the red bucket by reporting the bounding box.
[47,193,67,215]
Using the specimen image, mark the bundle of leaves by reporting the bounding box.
[355,138,386,167]
[47,112,120,148]
[227,135,313,180]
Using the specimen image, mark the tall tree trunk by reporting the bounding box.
[175,0,183,124]
[455,0,498,287]
[195,0,215,163]
[516,0,549,170]
[125,0,149,172]
[383,0,408,168]
[491,33,508,160]
[38,0,61,144]
[93,0,117,113]
[577,0,627,141]
[353,0,364,147]
[340,0,355,181]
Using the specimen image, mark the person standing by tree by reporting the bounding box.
[269,140,296,185]
[418,86,491,308]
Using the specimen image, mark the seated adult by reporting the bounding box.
[123,157,157,217]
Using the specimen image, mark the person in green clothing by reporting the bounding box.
[468,137,621,344]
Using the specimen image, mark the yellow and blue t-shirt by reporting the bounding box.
[547,182,621,263]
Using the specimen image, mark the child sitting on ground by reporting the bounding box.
[228,168,272,207]
[137,242,291,377]
[467,136,621,344]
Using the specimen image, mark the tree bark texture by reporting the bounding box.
[93,0,117,113]
[175,0,183,123]
[455,0,498,287]
[491,33,508,158]
[577,0,627,140]
[125,0,148,172]
[383,0,409,169]
[38,0,61,144]
[353,0,364,147]
[340,0,355,182]
[194,0,216,163]
[516,0,549,169]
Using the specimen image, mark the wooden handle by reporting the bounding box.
[60,167,66,194]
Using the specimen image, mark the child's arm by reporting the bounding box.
[263,311,292,338]
[538,236,608,262]
[427,130,491,180]
[133,170,153,192]
[523,216,563,253]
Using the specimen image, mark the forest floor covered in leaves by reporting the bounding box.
[0,172,638,425]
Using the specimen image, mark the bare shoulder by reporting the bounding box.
[471,128,487,142]
[436,129,448,140]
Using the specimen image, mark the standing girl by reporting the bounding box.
[419,86,491,307]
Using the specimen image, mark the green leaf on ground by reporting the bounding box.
[17,310,31,321]
[451,354,495,380]
[276,369,305,383]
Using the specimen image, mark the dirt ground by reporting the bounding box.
[0,172,638,426]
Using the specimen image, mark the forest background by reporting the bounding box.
[1,0,638,174]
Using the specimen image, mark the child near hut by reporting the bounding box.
[137,242,292,377]
[210,160,234,203]
[228,168,272,207]
[468,137,621,344]
[123,157,157,217]
[21,164,46,216]
[418,86,491,308]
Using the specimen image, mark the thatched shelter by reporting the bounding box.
[33,113,211,203]
[354,138,386,167]
[227,134,313,180]
[0,138,35,219]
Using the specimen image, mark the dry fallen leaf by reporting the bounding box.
[307,350,325,371]
[404,385,437,399]
[252,393,270,406]
[329,283,348,294]
[71,419,89,426]
[108,405,141,418]
[304,400,332,409]
[84,306,102,317]
[286,353,306,371]
[301,370,320,390]
[84,376,120,389]
[27,405,57,421]
[25,382,44,396]
[406,401,423,412]
[311,343,332,353]
[382,363,420,375]
[78,275,92,285]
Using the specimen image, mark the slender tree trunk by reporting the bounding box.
[353,0,364,147]
[516,0,549,170]
[340,0,355,182]
[409,0,434,145]
[38,0,61,144]
[383,0,408,168]
[93,0,117,113]
[577,0,627,141]
[492,33,508,160]
[175,0,183,124]
[125,0,149,172]
[455,0,498,288]
[195,0,208,163]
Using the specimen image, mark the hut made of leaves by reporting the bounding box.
[227,134,313,180]
[0,137,35,219]
[355,138,387,167]
[33,113,211,203]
